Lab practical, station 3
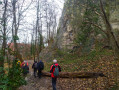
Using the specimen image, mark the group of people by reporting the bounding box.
[17,60,30,77]
[32,59,61,90]
[18,59,61,90]
[18,60,29,76]
[32,60,44,78]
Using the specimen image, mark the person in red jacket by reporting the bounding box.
[50,59,61,90]
[21,60,28,67]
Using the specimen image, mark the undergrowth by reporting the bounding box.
[0,55,26,90]
[44,47,118,89]
[7,60,26,90]
[44,48,113,72]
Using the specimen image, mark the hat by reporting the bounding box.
[53,59,57,63]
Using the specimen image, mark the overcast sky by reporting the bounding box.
[17,0,65,43]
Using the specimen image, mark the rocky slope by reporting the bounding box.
[56,0,119,50]
[56,1,75,50]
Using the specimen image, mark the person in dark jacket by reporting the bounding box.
[37,60,44,78]
[22,64,29,77]
[32,61,37,78]
[50,59,61,90]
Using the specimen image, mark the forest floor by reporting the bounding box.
[17,60,102,90]
[18,49,119,90]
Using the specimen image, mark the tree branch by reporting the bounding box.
[84,21,107,34]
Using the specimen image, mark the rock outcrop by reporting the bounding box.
[56,3,75,50]
[56,0,119,50]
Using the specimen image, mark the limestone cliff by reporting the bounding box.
[56,0,119,50]
[56,2,75,50]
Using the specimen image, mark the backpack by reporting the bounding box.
[34,63,37,68]
[39,62,44,70]
[53,64,59,77]
[23,65,29,74]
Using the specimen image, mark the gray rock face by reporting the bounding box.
[56,7,75,50]
[56,0,119,51]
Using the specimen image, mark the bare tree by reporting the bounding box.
[10,0,33,62]
[99,0,119,57]
[29,0,63,61]
[0,0,8,75]
[42,0,59,44]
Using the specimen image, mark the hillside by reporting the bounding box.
[18,48,118,89]
[42,48,118,89]
[38,0,119,89]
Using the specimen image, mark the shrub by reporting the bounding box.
[7,60,26,90]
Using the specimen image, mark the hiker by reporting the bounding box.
[50,59,61,90]
[22,64,29,77]
[32,61,38,78]
[37,60,44,78]
[21,60,28,68]
[17,60,21,66]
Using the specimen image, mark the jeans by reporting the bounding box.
[52,78,57,90]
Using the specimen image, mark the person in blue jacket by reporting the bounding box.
[37,60,44,78]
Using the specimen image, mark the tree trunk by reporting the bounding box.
[100,1,119,88]
[0,55,4,85]
[42,71,105,78]
[12,0,23,62]
[100,0,119,58]
[0,0,8,79]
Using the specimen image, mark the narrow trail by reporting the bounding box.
[18,60,62,90]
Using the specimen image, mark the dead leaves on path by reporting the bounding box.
[57,55,118,89]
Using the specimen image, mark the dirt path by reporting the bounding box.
[17,60,110,90]
[18,60,61,90]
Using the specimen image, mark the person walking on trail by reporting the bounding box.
[37,60,44,78]
[32,61,37,78]
[50,59,61,90]
[21,60,28,68]
[17,60,21,66]
[22,64,29,77]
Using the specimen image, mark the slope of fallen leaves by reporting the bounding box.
[44,49,119,89]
